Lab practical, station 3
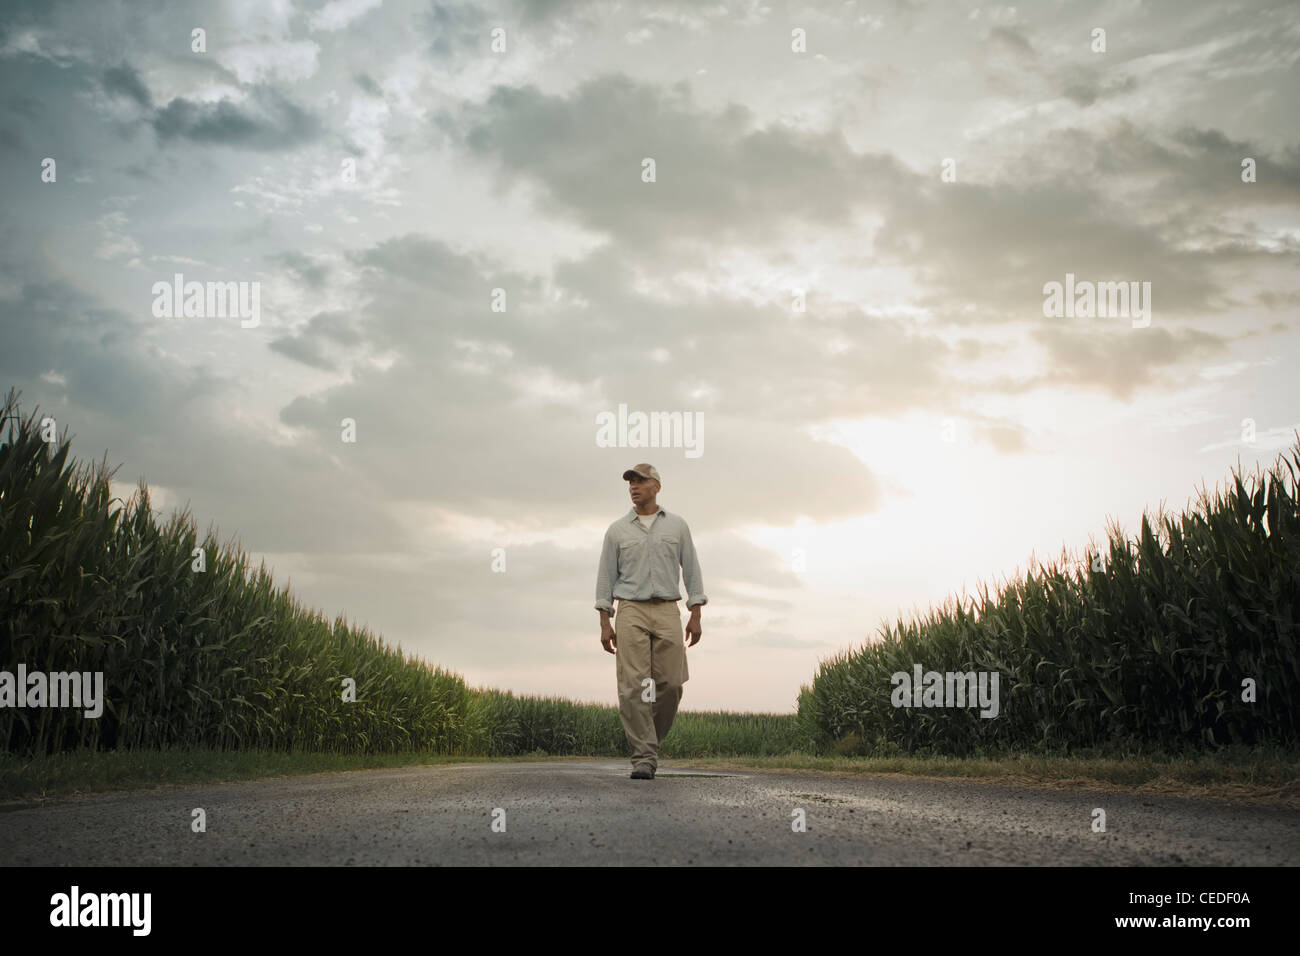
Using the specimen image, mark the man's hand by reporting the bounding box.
[685,608,702,647]
[600,622,617,654]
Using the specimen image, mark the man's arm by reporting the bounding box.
[596,530,618,654]
[680,521,707,609]
[595,528,618,613]
[680,522,706,646]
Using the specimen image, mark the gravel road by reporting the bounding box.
[2,760,1296,866]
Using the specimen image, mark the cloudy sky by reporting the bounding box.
[3,0,1297,711]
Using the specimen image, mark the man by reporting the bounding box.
[595,463,706,780]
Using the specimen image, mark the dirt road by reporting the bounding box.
[2,760,1295,865]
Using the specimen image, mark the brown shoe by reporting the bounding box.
[630,762,655,779]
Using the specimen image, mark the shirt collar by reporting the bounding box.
[626,506,665,521]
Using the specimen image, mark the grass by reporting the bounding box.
[0,746,597,804]
[4,745,1295,808]
[689,746,1300,794]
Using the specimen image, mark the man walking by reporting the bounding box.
[595,464,706,779]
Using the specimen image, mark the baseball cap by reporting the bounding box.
[622,463,661,483]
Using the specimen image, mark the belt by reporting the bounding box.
[620,597,678,604]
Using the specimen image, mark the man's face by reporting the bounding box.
[628,475,659,506]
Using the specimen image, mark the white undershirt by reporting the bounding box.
[636,511,658,530]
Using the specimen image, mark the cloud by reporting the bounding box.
[423,0,492,58]
[1169,125,1300,200]
[1062,73,1139,107]
[354,71,383,96]
[269,311,362,371]
[268,233,893,528]
[988,25,1035,60]
[310,0,384,33]
[452,73,911,254]
[1032,324,1228,399]
[151,89,321,151]
[447,72,1279,368]
[275,250,330,288]
[93,210,140,262]
[973,422,1029,455]
[0,265,229,450]
[218,38,321,85]
[101,64,152,108]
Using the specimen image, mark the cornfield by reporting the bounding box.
[799,436,1300,755]
[0,389,478,756]
[459,692,807,757]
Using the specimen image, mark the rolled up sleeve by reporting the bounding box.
[679,522,707,609]
[594,529,618,612]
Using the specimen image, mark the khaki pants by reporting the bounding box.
[614,598,689,770]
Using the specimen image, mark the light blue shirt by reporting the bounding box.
[595,506,707,611]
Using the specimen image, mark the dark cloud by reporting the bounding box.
[0,252,410,557]
[0,0,67,41]
[1171,125,1300,196]
[102,63,152,108]
[0,268,230,461]
[268,334,335,371]
[871,162,1246,325]
[354,72,382,96]
[4,93,43,121]
[446,72,1274,361]
[269,311,362,371]
[988,26,1036,59]
[424,1,491,58]
[1032,324,1228,399]
[1062,74,1138,107]
[455,74,909,250]
[351,235,493,296]
[1255,290,1300,310]
[152,90,321,151]
[275,250,330,289]
[1011,119,1300,226]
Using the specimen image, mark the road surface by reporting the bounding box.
[1,760,1296,865]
